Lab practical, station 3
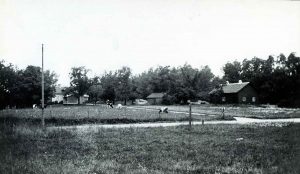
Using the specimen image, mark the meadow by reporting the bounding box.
[0,122,299,173]
[1,104,299,126]
[132,105,300,119]
[0,105,230,126]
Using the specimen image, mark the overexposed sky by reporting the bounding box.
[1,0,300,86]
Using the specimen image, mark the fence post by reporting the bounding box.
[125,107,127,117]
[222,107,225,119]
[10,149,14,174]
[189,104,192,130]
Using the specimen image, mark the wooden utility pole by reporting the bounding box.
[41,44,45,127]
[189,103,192,130]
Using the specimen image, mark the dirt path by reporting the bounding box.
[47,117,300,131]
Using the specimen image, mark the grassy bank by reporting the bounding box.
[0,123,299,173]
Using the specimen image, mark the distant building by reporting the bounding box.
[209,80,258,104]
[63,94,89,105]
[51,86,65,103]
[146,93,165,105]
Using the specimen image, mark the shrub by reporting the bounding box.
[162,94,176,105]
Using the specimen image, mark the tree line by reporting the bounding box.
[222,52,300,107]
[74,64,221,105]
[1,52,299,109]
[0,61,57,109]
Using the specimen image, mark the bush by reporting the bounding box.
[209,88,223,104]
[162,94,176,105]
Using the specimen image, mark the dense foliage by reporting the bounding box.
[132,64,217,104]
[66,64,217,105]
[95,52,299,107]
[0,60,57,109]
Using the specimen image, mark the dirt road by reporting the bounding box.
[47,117,300,132]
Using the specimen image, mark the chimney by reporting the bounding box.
[238,80,242,84]
[226,81,229,85]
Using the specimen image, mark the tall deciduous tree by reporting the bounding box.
[86,76,103,104]
[223,61,242,83]
[0,60,17,109]
[176,64,199,103]
[87,84,103,104]
[196,65,216,100]
[9,65,57,108]
[115,66,131,105]
[100,71,117,102]
[68,66,91,104]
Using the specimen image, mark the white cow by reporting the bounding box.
[116,104,123,109]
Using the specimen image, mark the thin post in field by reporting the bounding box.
[189,104,192,130]
[41,44,45,127]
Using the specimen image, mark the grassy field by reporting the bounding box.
[133,105,300,119]
[0,122,299,173]
[1,104,299,126]
[0,105,232,126]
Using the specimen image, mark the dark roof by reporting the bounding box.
[146,93,165,99]
[222,82,250,93]
[209,82,250,95]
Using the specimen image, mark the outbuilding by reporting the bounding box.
[51,86,66,103]
[63,94,89,105]
[146,93,165,105]
[209,80,258,104]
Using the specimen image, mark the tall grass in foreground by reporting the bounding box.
[0,123,299,173]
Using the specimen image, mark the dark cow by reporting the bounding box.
[159,107,168,114]
[106,100,113,108]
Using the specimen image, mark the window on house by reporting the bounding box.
[252,97,256,102]
[222,97,226,102]
[242,97,246,102]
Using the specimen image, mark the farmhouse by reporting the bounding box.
[51,86,66,103]
[63,94,89,105]
[209,80,258,104]
[146,93,165,105]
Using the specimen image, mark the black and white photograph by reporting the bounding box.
[1,0,300,173]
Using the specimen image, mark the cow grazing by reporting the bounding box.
[106,100,114,108]
[107,102,113,108]
[116,104,123,109]
[159,107,168,114]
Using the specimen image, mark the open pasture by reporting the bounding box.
[0,105,227,126]
[132,105,300,119]
[0,122,299,173]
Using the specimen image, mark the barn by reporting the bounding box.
[209,81,258,104]
[146,93,165,105]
